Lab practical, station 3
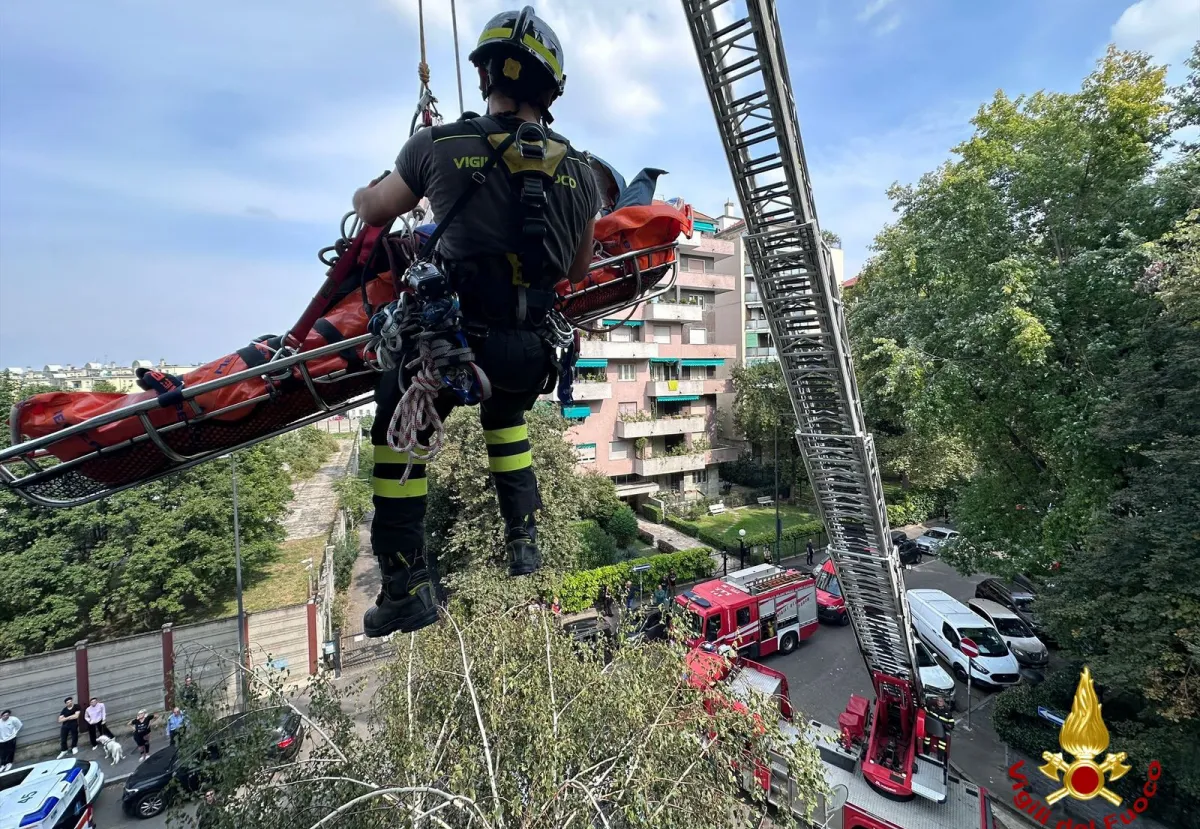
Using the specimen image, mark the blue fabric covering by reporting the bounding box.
[616,168,669,210]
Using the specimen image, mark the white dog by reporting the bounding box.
[96,734,125,765]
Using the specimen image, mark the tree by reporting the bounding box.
[90,379,118,392]
[729,361,804,498]
[606,503,639,548]
[181,575,828,829]
[578,519,617,569]
[820,229,842,248]
[425,404,585,576]
[847,46,1193,573]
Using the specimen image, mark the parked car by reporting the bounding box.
[0,758,104,805]
[897,539,923,566]
[967,598,1048,669]
[973,577,1050,640]
[914,527,960,556]
[914,638,957,713]
[623,606,669,645]
[907,588,1020,689]
[122,708,305,819]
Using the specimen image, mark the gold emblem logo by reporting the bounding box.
[503,58,522,80]
[1039,667,1132,806]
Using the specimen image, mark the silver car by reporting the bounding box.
[968,598,1048,668]
[914,527,960,555]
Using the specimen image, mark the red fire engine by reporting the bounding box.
[675,564,819,659]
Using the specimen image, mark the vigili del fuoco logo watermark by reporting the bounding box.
[1007,667,1163,827]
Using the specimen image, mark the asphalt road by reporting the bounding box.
[92,790,189,828]
[769,554,1004,730]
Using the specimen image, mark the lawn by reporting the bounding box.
[691,504,818,546]
[209,535,325,618]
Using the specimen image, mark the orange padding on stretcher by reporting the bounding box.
[11,201,691,479]
[554,201,693,318]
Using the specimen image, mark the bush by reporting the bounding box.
[558,548,714,613]
[886,490,937,527]
[740,519,824,549]
[578,472,622,525]
[606,505,639,547]
[718,456,774,488]
[333,476,372,523]
[578,520,618,569]
[641,503,664,523]
[333,534,358,592]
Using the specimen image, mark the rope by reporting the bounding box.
[451,0,464,114]
[386,339,445,483]
[417,0,430,86]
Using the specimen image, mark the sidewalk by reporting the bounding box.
[22,724,172,787]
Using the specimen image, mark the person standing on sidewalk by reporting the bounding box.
[83,697,114,750]
[130,710,156,761]
[667,570,677,598]
[624,580,635,612]
[806,539,815,566]
[0,709,22,771]
[57,697,81,758]
[166,708,188,746]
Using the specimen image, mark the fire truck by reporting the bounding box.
[676,564,819,658]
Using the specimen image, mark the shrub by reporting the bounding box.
[333,476,372,523]
[558,548,714,613]
[606,505,639,547]
[740,519,824,549]
[718,456,774,488]
[641,503,664,523]
[886,490,938,527]
[333,534,358,592]
[578,472,622,525]
[577,520,617,569]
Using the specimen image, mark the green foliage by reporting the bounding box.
[576,471,622,525]
[90,379,117,392]
[426,405,583,574]
[641,502,664,523]
[272,425,338,479]
[558,548,714,613]
[606,504,639,547]
[191,575,827,829]
[885,491,937,528]
[577,519,617,569]
[821,228,842,248]
[332,475,372,523]
[718,456,775,488]
[333,533,358,592]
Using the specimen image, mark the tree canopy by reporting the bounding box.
[0,375,339,657]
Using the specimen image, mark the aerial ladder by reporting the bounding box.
[680,1,993,825]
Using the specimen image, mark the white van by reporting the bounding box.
[907,589,1020,688]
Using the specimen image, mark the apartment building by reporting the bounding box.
[551,206,745,504]
[3,359,199,392]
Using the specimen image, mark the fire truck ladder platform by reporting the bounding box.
[681,0,920,691]
[722,564,807,595]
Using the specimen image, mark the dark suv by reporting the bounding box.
[121,708,305,819]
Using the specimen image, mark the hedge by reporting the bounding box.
[558,547,714,613]
[641,502,664,523]
[664,514,825,552]
[885,491,937,527]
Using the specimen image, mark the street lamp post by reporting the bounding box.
[738,528,747,570]
[227,453,248,712]
[774,418,781,561]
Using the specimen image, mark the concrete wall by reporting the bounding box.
[0,646,76,746]
[89,633,165,729]
[174,617,242,711]
[0,604,317,754]
[246,605,311,691]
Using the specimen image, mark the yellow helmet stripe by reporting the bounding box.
[476,26,563,82]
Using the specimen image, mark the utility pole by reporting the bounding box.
[230,453,248,712]
[774,417,781,561]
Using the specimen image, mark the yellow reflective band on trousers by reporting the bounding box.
[488,451,533,474]
[482,424,529,446]
[374,446,427,465]
[372,476,429,498]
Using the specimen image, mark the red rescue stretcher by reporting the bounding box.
[0,201,692,508]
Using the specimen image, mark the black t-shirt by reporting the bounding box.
[395,114,599,279]
[131,715,154,737]
[60,704,81,727]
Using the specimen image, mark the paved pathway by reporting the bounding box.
[345,516,380,632]
[281,439,353,540]
[636,518,719,560]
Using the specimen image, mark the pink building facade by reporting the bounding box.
[548,217,743,504]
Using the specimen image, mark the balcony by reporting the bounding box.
[633,446,739,476]
[658,343,738,361]
[745,291,762,305]
[571,382,612,400]
[579,340,658,360]
[744,318,770,331]
[615,480,661,498]
[643,302,704,323]
[746,346,777,359]
[649,379,705,397]
[679,234,735,260]
[677,272,736,292]
[615,415,706,439]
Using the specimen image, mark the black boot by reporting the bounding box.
[506,524,541,577]
[363,551,440,638]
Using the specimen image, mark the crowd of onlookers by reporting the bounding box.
[0,675,201,772]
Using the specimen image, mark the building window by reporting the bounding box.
[610,325,632,343]
[617,362,637,382]
[576,443,597,463]
[609,441,629,460]
[688,327,708,345]
[653,325,671,344]
[694,468,709,485]
[704,258,715,272]
[618,402,637,417]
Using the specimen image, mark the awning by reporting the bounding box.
[576,359,608,368]
[681,358,726,367]
[603,319,643,327]
[659,395,700,402]
[563,406,591,419]
[650,357,679,363]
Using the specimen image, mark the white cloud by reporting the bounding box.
[1111,0,1200,65]
[858,0,897,23]
[874,14,903,36]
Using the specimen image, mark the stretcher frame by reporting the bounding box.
[0,241,682,509]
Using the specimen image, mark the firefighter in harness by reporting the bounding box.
[352,6,600,638]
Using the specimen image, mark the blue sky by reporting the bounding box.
[1,0,1196,368]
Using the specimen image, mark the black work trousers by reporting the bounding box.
[370,327,551,566]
